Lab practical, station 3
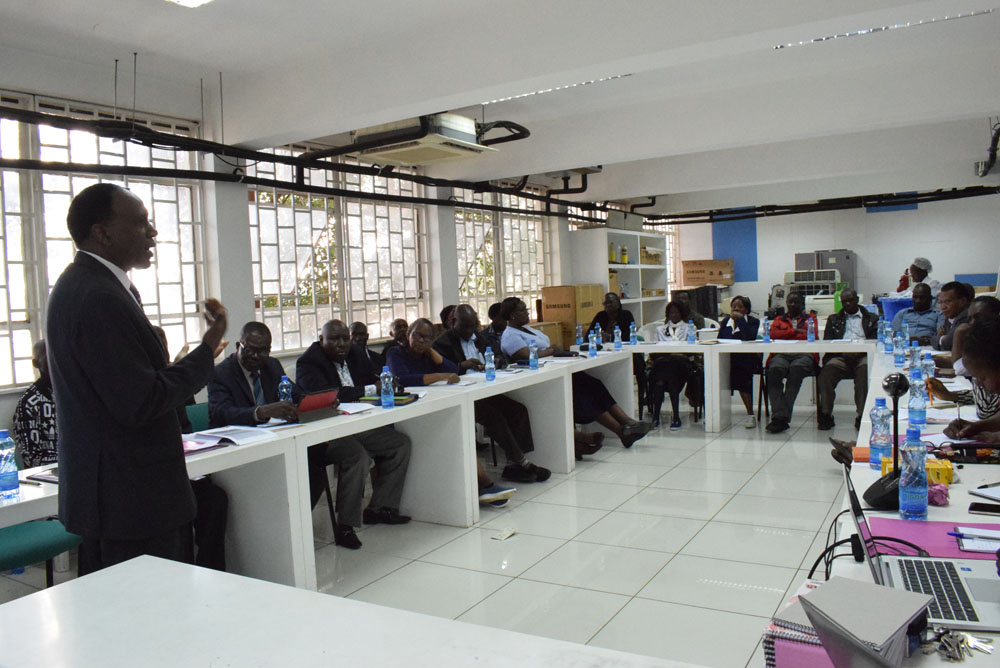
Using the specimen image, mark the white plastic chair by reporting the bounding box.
[702,317,720,330]
[637,320,663,342]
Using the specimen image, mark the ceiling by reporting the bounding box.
[1,0,998,213]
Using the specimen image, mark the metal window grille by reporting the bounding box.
[643,223,681,289]
[455,188,498,320]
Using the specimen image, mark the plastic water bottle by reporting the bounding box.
[613,326,622,351]
[278,375,293,402]
[594,323,602,343]
[529,341,539,369]
[902,321,911,344]
[921,351,935,382]
[869,398,892,471]
[899,426,928,521]
[906,341,919,370]
[806,318,816,342]
[876,316,885,345]
[484,347,496,382]
[575,323,583,346]
[884,324,894,356]
[686,320,696,343]
[907,368,926,427]
[588,332,597,358]
[0,429,19,501]
[380,366,394,408]
[761,317,770,343]
[629,321,637,345]
[893,332,905,368]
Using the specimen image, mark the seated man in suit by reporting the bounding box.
[765,292,819,434]
[817,289,879,431]
[381,318,409,357]
[297,319,412,525]
[208,322,369,549]
[890,283,943,345]
[433,305,551,483]
[350,321,384,371]
[935,281,974,351]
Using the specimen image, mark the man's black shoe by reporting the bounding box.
[334,525,363,550]
[363,507,411,525]
[817,415,835,431]
[765,419,789,434]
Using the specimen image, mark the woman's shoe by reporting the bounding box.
[669,416,682,431]
[744,414,757,429]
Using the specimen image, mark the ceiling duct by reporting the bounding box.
[351,113,497,166]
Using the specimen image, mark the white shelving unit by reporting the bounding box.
[569,227,669,325]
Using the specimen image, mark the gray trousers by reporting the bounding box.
[766,353,815,422]
[316,439,369,529]
[352,425,411,511]
[818,353,868,419]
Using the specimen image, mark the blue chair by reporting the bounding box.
[185,402,210,432]
[0,518,82,587]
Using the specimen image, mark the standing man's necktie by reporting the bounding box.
[250,371,264,406]
[128,283,142,306]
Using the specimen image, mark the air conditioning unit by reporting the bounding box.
[352,113,497,166]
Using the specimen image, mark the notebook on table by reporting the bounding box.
[844,464,1000,632]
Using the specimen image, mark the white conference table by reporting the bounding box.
[0,555,692,668]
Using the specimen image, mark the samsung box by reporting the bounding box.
[681,259,734,287]
[541,284,605,329]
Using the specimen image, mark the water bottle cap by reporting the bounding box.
[281,375,289,381]
[906,426,921,440]
[382,366,390,372]
[485,346,492,352]
[875,397,886,407]
[910,341,918,347]
[0,429,7,438]
[923,352,932,358]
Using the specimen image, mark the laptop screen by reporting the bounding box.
[843,465,883,585]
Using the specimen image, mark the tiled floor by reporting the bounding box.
[0,404,856,667]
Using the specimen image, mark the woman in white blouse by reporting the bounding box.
[648,301,694,430]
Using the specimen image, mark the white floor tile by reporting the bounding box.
[701,439,783,456]
[348,561,509,618]
[590,597,767,667]
[0,573,39,605]
[681,521,816,568]
[746,640,766,668]
[650,467,754,494]
[315,543,410,596]
[760,454,844,478]
[521,541,672,595]
[618,487,732,520]
[353,521,471,560]
[607,447,694,468]
[574,462,672,486]
[458,578,629,644]
[638,554,796,617]
[677,450,771,472]
[575,511,706,553]
[480,501,607,539]
[532,479,641,511]
[714,495,831,531]
[739,470,844,503]
[419,528,564,576]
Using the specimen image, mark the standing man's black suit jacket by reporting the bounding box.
[295,342,378,401]
[207,353,301,428]
[433,329,509,372]
[46,252,215,541]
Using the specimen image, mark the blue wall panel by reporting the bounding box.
[712,214,758,282]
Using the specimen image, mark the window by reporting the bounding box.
[246,150,428,350]
[644,223,681,290]
[0,91,205,387]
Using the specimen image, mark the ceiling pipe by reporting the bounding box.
[976,123,1000,177]
[476,120,530,146]
[544,173,588,214]
[629,196,657,213]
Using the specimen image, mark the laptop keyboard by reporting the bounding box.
[898,558,979,622]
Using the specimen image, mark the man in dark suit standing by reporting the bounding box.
[297,319,411,525]
[207,322,369,549]
[349,321,384,371]
[46,183,228,568]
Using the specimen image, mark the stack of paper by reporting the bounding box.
[953,525,1000,553]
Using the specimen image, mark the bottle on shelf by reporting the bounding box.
[528,341,539,369]
[613,326,622,351]
[0,429,19,501]
[484,347,496,382]
[380,366,395,408]
[761,317,770,343]
[629,321,638,345]
[907,368,927,427]
[899,426,928,521]
[686,320,696,343]
[278,375,293,402]
[588,332,598,358]
[609,242,617,263]
[806,318,816,342]
[619,244,628,264]
[869,398,892,472]
[575,323,583,346]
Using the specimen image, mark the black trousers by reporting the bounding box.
[191,477,228,571]
[474,394,534,464]
[99,522,194,570]
[648,354,692,418]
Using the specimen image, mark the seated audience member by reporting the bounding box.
[674,291,705,329]
[934,281,974,350]
[945,316,1000,444]
[499,297,651,447]
[896,256,939,295]
[817,289,879,431]
[208,322,369,549]
[765,292,819,434]
[648,301,695,430]
[387,318,516,503]
[434,305,555,478]
[12,340,57,467]
[478,302,506,354]
[296,319,412,525]
[942,299,1000,433]
[588,292,636,342]
[381,317,409,356]
[890,283,943,345]
[717,296,762,429]
[349,321,384,370]
[435,304,457,338]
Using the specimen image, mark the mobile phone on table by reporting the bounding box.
[968,502,1000,516]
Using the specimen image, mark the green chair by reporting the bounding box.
[185,402,210,432]
[0,519,82,587]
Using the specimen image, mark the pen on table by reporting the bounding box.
[948,531,1000,540]
[18,478,41,486]
[978,482,1000,489]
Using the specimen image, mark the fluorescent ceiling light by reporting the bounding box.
[773,8,995,49]
[481,73,633,106]
[164,0,215,7]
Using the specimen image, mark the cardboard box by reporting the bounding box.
[574,284,605,327]
[681,259,734,287]
[533,321,567,349]
[639,246,663,266]
[608,271,621,296]
[541,284,605,329]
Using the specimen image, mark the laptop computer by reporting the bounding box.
[843,465,1000,631]
[295,389,339,423]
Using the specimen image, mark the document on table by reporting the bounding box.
[189,426,276,446]
[921,432,981,448]
[338,402,374,415]
[954,526,1000,553]
[429,379,478,387]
